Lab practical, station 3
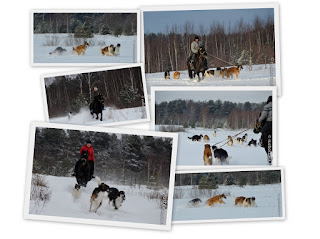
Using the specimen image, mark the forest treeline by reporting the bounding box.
[175,170,281,189]
[34,13,137,36]
[144,15,275,73]
[45,67,145,117]
[155,99,266,130]
[33,127,173,188]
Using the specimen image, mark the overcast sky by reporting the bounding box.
[144,8,274,34]
[155,90,272,104]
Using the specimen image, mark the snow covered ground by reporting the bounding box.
[146,64,276,93]
[155,126,270,166]
[33,34,137,64]
[29,175,167,225]
[49,106,147,126]
[173,183,283,222]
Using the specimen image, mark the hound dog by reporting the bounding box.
[226,65,243,79]
[205,70,215,77]
[243,197,256,207]
[173,71,181,79]
[89,177,110,213]
[242,133,248,142]
[164,70,170,79]
[219,68,227,78]
[203,144,213,166]
[188,198,202,206]
[227,136,233,146]
[203,135,210,142]
[107,187,126,210]
[49,47,67,56]
[212,145,231,165]
[188,134,203,141]
[73,41,89,55]
[206,194,227,206]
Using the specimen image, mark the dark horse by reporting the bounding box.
[74,150,91,187]
[90,94,104,121]
[253,118,272,165]
[187,46,208,82]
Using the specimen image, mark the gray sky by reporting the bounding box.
[144,8,274,34]
[155,90,271,104]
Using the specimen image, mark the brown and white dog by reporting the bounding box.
[243,197,256,207]
[206,194,227,206]
[203,144,213,166]
[219,68,227,78]
[227,136,233,146]
[233,196,246,206]
[203,135,210,142]
[73,41,89,55]
[89,177,110,213]
[173,71,180,79]
[226,65,243,79]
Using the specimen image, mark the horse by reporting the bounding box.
[90,94,104,121]
[253,119,272,164]
[187,46,208,82]
[74,150,91,187]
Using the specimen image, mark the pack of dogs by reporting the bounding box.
[187,132,257,165]
[72,176,125,213]
[163,65,243,80]
[188,194,257,208]
[49,41,121,56]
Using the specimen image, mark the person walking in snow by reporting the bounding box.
[80,140,95,179]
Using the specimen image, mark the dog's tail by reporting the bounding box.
[95,176,102,186]
[188,137,192,139]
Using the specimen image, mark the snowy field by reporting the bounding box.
[29,175,167,225]
[49,106,147,126]
[173,183,283,222]
[33,34,137,64]
[155,126,270,166]
[146,64,276,93]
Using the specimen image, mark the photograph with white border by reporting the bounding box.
[32,9,140,66]
[141,3,281,95]
[41,63,150,127]
[24,122,178,230]
[151,86,277,170]
[173,167,285,223]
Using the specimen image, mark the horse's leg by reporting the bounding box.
[100,111,103,121]
[96,113,98,120]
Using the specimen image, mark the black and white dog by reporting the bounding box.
[242,133,248,142]
[107,187,126,210]
[188,198,202,206]
[164,70,170,79]
[212,145,232,165]
[188,134,203,141]
[89,177,110,213]
[72,184,82,201]
[247,139,257,147]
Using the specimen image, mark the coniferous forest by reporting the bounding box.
[32,127,173,188]
[45,67,145,118]
[175,170,281,188]
[34,13,137,36]
[155,99,266,130]
[144,15,275,73]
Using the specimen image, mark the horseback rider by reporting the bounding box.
[90,86,104,113]
[259,96,272,135]
[190,35,201,67]
[80,140,95,179]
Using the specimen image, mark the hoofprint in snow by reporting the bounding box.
[29,175,168,225]
[33,34,137,64]
[155,126,268,166]
[146,64,275,93]
[49,106,147,126]
[173,184,283,222]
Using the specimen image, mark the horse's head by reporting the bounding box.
[198,46,207,58]
[253,121,262,134]
[81,150,88,160]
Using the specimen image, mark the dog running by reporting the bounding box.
[188,134,203,141]
[73,41,89,56]
[164,70,170,79]
[188,198,202,206]
[89,177,110,213]
[247,139,257,147]
[107,187,126,210]
[203,144,213,166]
[206,194,227,206]
[49,47,67,56]
[72,184,82,201]
[173,71,180,79]
[226,65,243,79]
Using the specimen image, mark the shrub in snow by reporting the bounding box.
[30,175,52,214]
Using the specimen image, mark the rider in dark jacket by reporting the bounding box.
[259,96,272,135]
[90,87,104,113]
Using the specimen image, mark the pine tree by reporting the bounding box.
[238,175,247,187]
[225,175,235,185]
